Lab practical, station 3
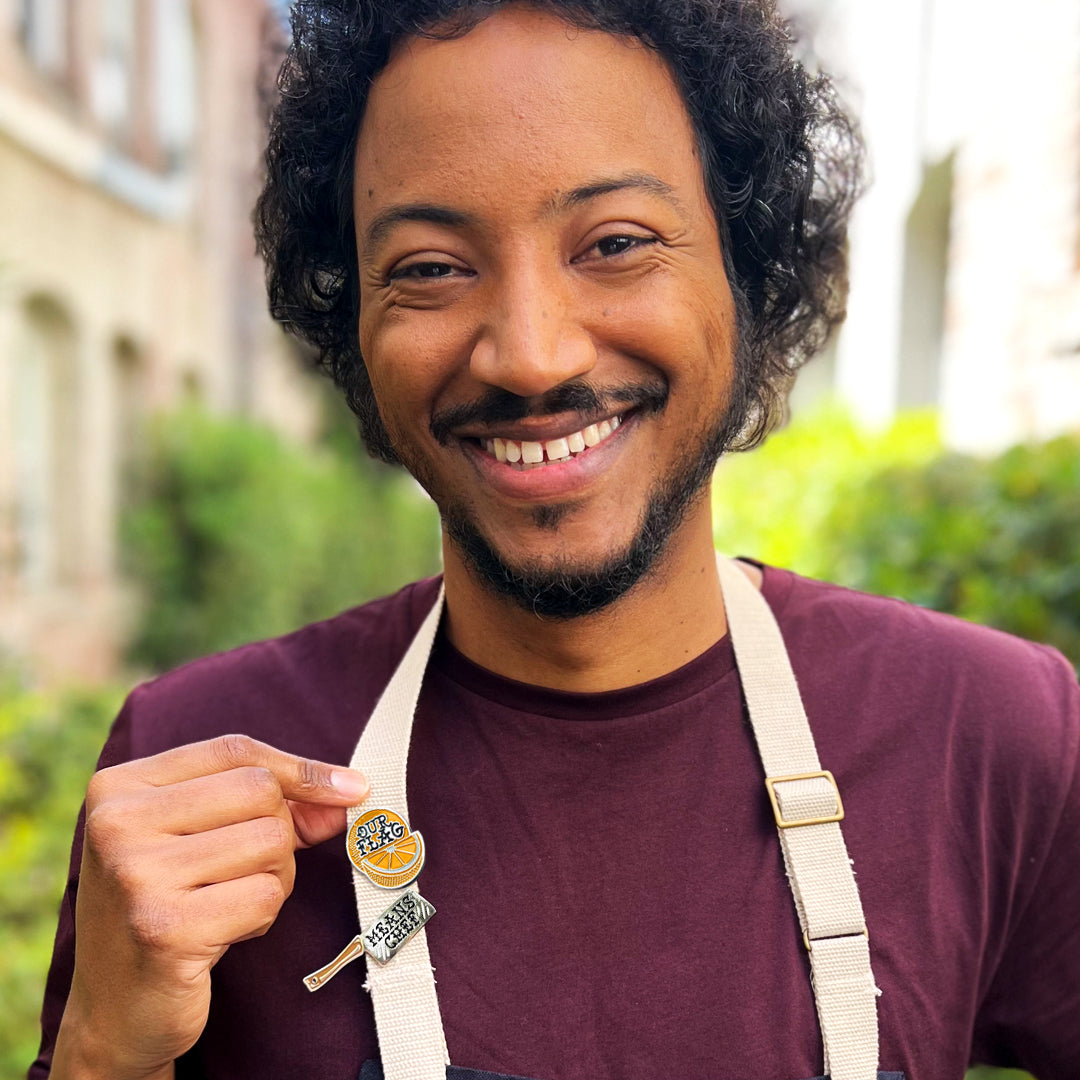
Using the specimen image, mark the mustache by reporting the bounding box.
[430,379,669,444]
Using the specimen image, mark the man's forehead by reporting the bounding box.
[353,6,705,227]
[378,5,655,99]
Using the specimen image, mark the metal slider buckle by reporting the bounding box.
[765,769,845,829]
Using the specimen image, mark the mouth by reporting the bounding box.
[457,406,639,502]
[477,414,624,469]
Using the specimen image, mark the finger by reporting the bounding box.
[287,800,349,848]
[184,874,289,949]
[158,816,297,891]
[119,768,294,836]
[110,772,349,851]
[95,735,368,806]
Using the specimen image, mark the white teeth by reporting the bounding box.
[483,414,624,466]
[545,437,570,460]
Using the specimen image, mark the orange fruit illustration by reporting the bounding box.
[366,832,420,871]
[347,808,426,889]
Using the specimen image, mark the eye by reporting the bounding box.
[389,261,463,281]
[597,235,649,257]
[576,232,658,263]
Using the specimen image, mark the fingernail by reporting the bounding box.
[330,769,369,802]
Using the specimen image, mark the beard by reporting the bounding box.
[420,371,749,620]
[441,448,715,619]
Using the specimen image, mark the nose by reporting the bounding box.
[468,267,597,398]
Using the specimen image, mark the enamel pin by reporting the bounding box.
[303,890,436,991]
[301,809,432,991]
[346,808,426,889]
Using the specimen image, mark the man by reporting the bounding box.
[33,2,1080,1079]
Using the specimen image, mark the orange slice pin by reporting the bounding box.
[347,808,426,889]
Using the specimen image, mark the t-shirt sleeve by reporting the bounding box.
[27,693,137,1080]
[970,649,1080,1079]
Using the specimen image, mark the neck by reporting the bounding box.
[440,505,734,693]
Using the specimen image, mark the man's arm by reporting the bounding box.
[45,735,367,1080]
[970,651,1080,1079]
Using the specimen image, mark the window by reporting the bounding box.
[92,0,137,140]
[19,0,71,81]
[897,153,954,409]
[153,0,198,169]
[10,298,81,590]
[113,336,147,480]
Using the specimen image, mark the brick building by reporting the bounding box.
[0,0,319,682]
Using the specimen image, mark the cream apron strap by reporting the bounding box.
[715,555,879,1080]
[348,584,449,1080]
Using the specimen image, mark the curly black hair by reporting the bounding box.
[255,0,863,463]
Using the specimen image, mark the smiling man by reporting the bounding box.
[32,3,1080,1080]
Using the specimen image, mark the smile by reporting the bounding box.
[481,415,623,469]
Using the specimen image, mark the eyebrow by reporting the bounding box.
[549,171,687,218]
[361,204,476,257]
[359,170,686,257]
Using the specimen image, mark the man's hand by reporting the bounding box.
[51,735,369,1080]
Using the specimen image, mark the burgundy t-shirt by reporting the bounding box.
[31,566,1080,1080]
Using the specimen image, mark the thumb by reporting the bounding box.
[289,800,351,848]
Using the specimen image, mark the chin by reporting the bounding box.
[444,501,670,620]
[431,394,729,616]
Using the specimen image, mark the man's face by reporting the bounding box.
[355,4,738,614]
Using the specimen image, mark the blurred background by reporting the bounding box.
[0,0,1076,1075]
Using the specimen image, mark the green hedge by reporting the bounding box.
[714,404,1079,673]
[0,679,121,1077]
[124,406,442,670]
[822,438,1080,665]
[712,404,944,577]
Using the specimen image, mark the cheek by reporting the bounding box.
[361,313,470,424]
[593,273,736,385]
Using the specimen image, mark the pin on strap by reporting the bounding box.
[342,584,450,1078]
[304,889,437,992]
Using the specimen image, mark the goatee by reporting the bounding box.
[440,382,746,619]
